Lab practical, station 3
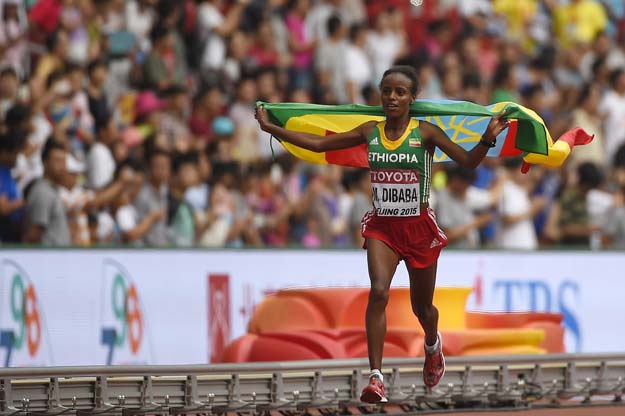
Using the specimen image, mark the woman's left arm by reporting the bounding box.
[421,112,509,169]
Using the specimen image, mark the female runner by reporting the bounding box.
[255,65,509,403]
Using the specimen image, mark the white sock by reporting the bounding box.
[370,369,383,382]
[425,335,439,354]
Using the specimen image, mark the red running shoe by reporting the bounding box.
[423,332,445,388]
[360,375,388,403]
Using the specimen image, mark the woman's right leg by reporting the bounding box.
[365,238,399,371]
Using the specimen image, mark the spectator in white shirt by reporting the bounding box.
[599,69,625,166]
[197,0,248,73]
[125,0,156,53]
[496,157,545,250]
[344,23,372,104]
[87,114,118,190]
[315,14,347,103]
[366,7,406,85]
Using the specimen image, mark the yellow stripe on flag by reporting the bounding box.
[281,114,385,164]
[281,142,328,164]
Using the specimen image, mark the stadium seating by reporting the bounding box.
[217,287,564,363]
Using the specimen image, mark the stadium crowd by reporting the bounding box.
[0,0,624,249]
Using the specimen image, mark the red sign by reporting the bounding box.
[208,274,230,363]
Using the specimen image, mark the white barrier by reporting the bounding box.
[0,250,622,366]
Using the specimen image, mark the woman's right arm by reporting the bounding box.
[255,106,373,152]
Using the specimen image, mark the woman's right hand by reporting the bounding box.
[254,106,273,132]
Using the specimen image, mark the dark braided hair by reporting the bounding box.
[380,65,420,97]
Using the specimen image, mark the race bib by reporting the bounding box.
[371,169,420,216]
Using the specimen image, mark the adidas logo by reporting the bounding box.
[370,137,379,145]
[430,238,442,248]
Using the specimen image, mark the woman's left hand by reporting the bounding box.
[483,112,510,143]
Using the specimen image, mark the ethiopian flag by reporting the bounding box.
[259,100,593,171]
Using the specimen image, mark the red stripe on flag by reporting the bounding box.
[556,127,594,148]
[326,144,369,167]
[499,121,523,157]
[324,130,369,167]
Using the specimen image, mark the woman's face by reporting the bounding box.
[257,21,274,45]
[380,73,415,118]
[229,31,249,60]
[296,0,310,15]
[585,85,601,109]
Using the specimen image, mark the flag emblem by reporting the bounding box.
[409,138,421,147]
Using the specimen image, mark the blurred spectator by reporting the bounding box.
[86,58,110,129]
[0,130,25,242]
[184,150,210,214]
[285,0,316,90]
[440,67,463,101]
[59,0,90,65]
[31,30,69,98]
[125,0,157,53]
[603,188,625,248]
[66,63,95,147]
[569,83,606,168]
[599,68,625,165]
[245,163,289,245]
[223,30,253,85]
[211,116,236,163]
[134,89,164,135]
[87,114,118,190]
[197,163,236,247]
[545,162,604,247]
[133,148,170,246]
[496,157,544,250]
[579,32,625,82]
[434,165,498,249]
[0,0,28,75]
[345,23,371,104]
[490,61,520,104]
[228,77,268,162]
[362,84,381,106]
[60,153,130,246]
[249,20,286,71]
[366,7,406,85]
[256,67,282,103]
[0,67,18,117]
[554,0,608,49]
[316,14,347,104]
[492,0,538,48]
[11,103,51,192]
[307,0,349,43]
[169,152,198,246]
[189,84,224,144]
[23,138,71,245]
[143,24,186,90]
[157,84,193,153]
[113,158,162,245]
[197,0,247,75]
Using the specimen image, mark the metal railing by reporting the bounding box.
[0,353,624,415]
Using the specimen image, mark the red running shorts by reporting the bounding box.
[361,208,448,269]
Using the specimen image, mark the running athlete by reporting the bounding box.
[254,65,509,403]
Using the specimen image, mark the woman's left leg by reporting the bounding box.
[407,260,445,388]
[407,261,439,346]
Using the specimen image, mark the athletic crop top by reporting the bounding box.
[367,119,432,217]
